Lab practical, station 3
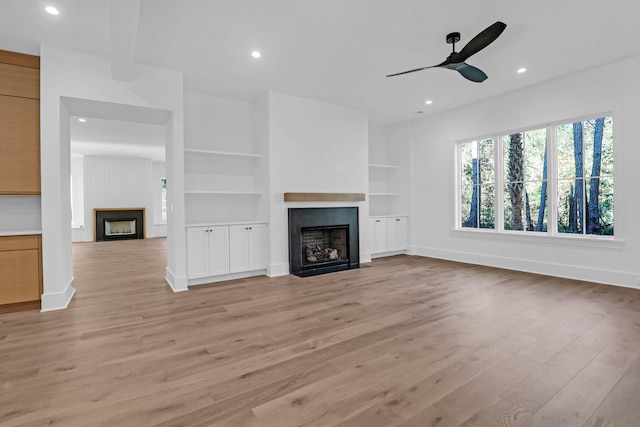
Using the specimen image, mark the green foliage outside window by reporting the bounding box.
[458,115,613,237]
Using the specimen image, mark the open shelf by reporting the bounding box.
[369,193,400,197]
[368,163,399,169]
[185,190,263,195]
[184,148,262,158]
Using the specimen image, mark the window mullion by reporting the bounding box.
[547,124,558,236]
[495,133,504,232]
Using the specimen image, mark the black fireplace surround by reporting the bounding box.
[95,209,145,242]
[288,207,359,277]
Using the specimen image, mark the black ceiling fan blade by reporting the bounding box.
[455,63,488,82]
[456,21,507,62]
[386,65,437,77]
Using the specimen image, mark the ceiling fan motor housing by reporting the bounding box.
[446,32,461,44]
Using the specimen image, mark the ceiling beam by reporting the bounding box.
[108,0,140,81]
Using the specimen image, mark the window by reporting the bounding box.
[556,117,614,235]
[161,178,167,222]
[459,138,495,229]
[503,128,547,232]
[457,115,613,237]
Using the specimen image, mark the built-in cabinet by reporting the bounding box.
[0,50,42,313]
[368,123,411,258]
[229,223,267,273]
[369,216,408,256]
[0,234,43,313]
[186,226,229,279]
[187,222,267,282]
[0,51,40,195]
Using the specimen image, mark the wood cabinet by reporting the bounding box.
[229,223,267,273]
[370,216,408,257]
[0,234,43,313]
[187,223,267,280]
[0,50,40,195]
[186,226,229,279]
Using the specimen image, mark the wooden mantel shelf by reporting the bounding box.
[283,192,366,202]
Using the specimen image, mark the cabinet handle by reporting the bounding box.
[375,220,381,222]
[396,218,401,221]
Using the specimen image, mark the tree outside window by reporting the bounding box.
[460,138,495,229]
[457,115,613,237]
[556,117,613,235]
[161,178,167,222]
[503,128,547,232]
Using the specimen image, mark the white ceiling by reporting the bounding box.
[3,0,640,127]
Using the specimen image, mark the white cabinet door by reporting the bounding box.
[208,226,230,276]
[247,223,267,270]
[373,218,388,253]
[388,217,408,251]
[187,227,210,279]
[368,219,377,254]
[229,225,249,273]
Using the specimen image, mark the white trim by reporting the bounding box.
[413,245,637,289]
[267,262,289,277]
[40,278,76,312]
[371,249,406,259]
[165,267,188,292]
[188,269,267,286]
[450,228,624,250]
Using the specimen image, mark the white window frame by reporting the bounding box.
[455,112,615,242]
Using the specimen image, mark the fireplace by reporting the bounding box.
[288,207,359,277]
[94,208,145,242]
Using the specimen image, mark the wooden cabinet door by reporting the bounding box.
[186,227,210,279]
[0,62,39,98]
[0,96,40,195]
[0,248,40,304]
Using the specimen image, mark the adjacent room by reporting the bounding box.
[1,1,640,425]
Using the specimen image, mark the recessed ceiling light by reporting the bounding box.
[45,6,60,15]
[78,118,86,122]
[517,67,527,74]
[251,51,261,58]
[425,100,433,105]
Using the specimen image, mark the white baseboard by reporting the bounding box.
[165,267,188,292]
[41,278,76,312]
[268,263,289,278]
[188,269,268,286]
[371,249,406,259]
[412,245,639,290]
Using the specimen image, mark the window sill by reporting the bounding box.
[450,228,624,250]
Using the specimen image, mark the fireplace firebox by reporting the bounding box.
[94,208,145,242]
[289,207,359,277]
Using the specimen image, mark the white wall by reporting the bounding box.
[409,55,640,288]
[40,45,185,311]
[266,92,370,275]
[184,92,253,152]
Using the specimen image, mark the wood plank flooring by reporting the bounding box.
[2,237,640,426]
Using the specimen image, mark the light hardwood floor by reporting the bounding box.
[2,238,640,426]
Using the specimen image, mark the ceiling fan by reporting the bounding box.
[386,21,507,83]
